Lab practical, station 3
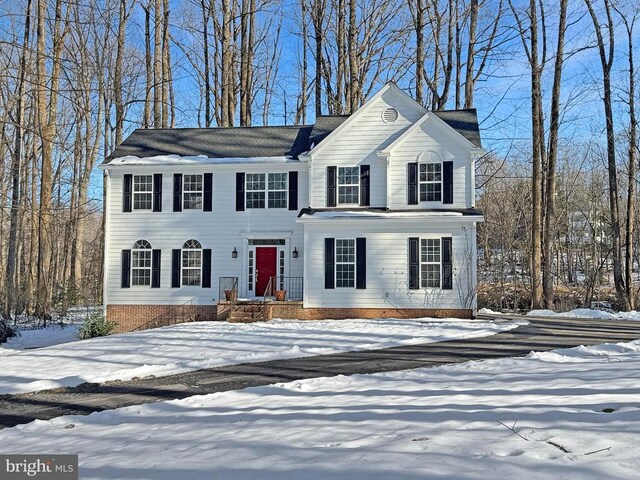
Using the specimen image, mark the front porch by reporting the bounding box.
[217,275,304,322]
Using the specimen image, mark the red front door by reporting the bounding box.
[255,247,277,296]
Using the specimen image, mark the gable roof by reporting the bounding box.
[103,125,315,164]
[433,109,482,148]
[102,92,480,165]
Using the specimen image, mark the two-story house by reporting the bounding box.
[100,83,484,331]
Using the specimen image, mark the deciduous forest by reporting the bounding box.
[0,0,638,326]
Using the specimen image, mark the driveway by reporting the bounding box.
[1,314,639,429]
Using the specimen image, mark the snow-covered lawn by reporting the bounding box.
[527,308,640,321]
[0,324,80,353]
[3,339,639,479]
[0,318,520,395]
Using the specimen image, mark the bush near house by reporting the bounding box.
[76,312,116,339]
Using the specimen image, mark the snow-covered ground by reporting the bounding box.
[479,307,640,321]
[0,324,80,353]
[2,339,639,479]
[0,318,520,395]
[527,308,640,321]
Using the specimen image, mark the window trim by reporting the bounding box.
[183,174,204,210]
[132,175,153,211]
[245,172,288,209]
[181,239,203,287]
[131,240,152,286]
[337,166,360,205]
[335,238,356,288]
[420,237,442,289]
[419,162,443,202]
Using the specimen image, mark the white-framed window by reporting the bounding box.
[132,239,152,286]
[133,175,153,210]
[335,238,356,287]
[246,173,288,209]
[338,167,360,204]
[183,174,203,210]
[419,163,442,202]
[182,239,202,286]
[420,238,441,288]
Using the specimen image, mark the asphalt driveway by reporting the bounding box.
[1,314,639,429]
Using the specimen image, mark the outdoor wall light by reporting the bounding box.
[292,247,299,258]
[232,247,238,259]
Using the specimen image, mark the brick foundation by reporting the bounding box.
[107,304,219,333]
[109,303,473,333]
[269,303,474,320]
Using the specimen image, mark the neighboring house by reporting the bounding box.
[100,83,485,331]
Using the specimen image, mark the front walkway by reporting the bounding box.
[1,315,639,429]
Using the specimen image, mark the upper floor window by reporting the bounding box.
[133,175,153,210]
[182,239,202,286]
[338,167,360,205]
[335,238,356,287]
[419,163,442,202]
[132,240,152,286]
[420,238,441,288]
[246,173,288,209]
[183,174,203,210]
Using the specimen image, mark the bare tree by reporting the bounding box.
[584,0,630,310]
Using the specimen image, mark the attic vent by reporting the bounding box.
[382,107,399,123]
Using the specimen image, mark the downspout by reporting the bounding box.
[102,169,111,318]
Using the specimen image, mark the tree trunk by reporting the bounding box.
[153,0,163,127]
[114,0,126,145]
[585,0,630,310]
[4,0,32,320]
[542,0,568,308]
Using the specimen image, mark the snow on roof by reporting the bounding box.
[105,154,296,166]
[298,210,471,220]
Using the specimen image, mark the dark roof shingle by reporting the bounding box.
[102,109,481,164]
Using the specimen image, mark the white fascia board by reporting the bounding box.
[296,214,484,224]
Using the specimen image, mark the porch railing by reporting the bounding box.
[218,276,239,303]
[263,276,304,301]
[131,297,198,331]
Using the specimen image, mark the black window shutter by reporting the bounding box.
[121,250,131,288]
[173,174,183,212]
[408,237,419,289]
[408,163,418,205]
[236,172,245,211]
[443,161,454,204]
[203,173,213,211]
[153,174,162,212]
[442,237,453,289]
[202,249,212,288]
[325,238,335,289]
[151,249,161,288]
[360,165,370,206]
[123,174,132,212]
[356,237,366,289]
[171,249,181,288]
[288,171,298,210]
[327,166,337,207]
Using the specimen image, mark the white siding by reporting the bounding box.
[303,219,477,310]
[105,164,307,305]
[388,118,473,209]
[309,89,424,208]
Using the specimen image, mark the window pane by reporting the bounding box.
[246,191,265,209]
[268,173,287,190]
[246,174,265,190]
[182,269,201,286]
[338,186,359,204]
[184,174,203,191]
[184,192,203,210]
[268,191,287,208]
[336,264,355,287]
